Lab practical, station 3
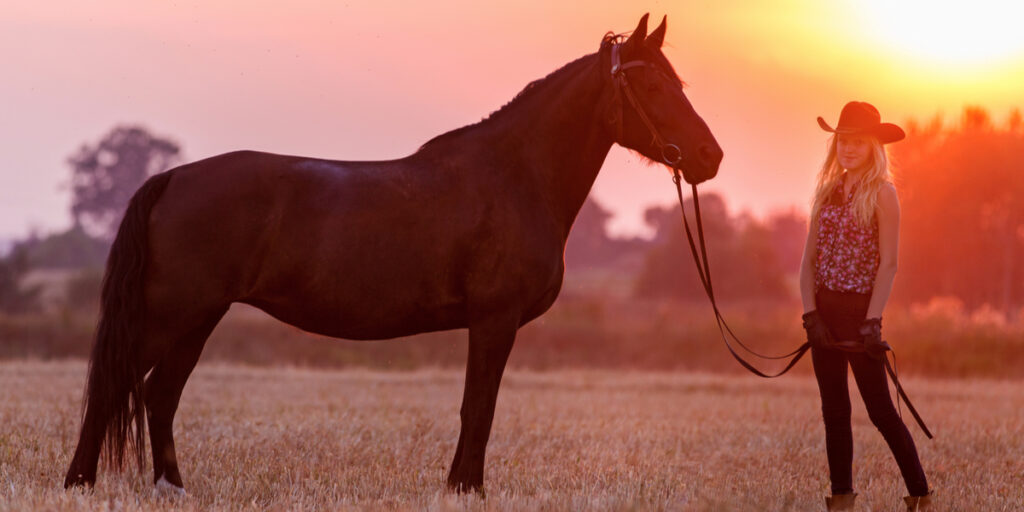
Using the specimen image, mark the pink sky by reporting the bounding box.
[3,1,1023,240]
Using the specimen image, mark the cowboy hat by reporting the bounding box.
[817,101,905,144]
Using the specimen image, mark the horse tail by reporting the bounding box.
[79,170,174,472]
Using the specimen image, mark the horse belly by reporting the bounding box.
[244,268,466,339]
[247,294,465,340]
[244,225,470,340]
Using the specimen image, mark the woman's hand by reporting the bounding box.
[801,310,833,349]
[859,317,890,359]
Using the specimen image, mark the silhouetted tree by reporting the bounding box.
[635,193,790,301]
[893,106,1024,314]
[15,225,110,270]
[765,208,808,274]
[643,203,679,245]
[68,125,180,238]
[565,198,651,269]
[565,199,615,268]
[0,246,40,313]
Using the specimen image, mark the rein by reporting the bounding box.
[606,41,932,439]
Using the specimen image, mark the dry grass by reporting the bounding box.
[1,361,1022,511]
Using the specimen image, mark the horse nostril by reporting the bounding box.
[698,144,723,166]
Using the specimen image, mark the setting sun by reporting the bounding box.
[859,1,1024,66]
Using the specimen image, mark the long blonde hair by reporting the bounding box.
[810,135,893,227]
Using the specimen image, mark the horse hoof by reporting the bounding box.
[446,479,485,496]
[63,473,94,490]
[154,476,187,497]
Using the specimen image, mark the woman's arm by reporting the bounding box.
[866,183,901,319]
[798,214,820,314]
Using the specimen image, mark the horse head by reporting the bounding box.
[601,14,723,184]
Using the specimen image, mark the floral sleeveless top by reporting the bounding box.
[815,174,880,294]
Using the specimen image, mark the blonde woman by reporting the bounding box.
[798,102,932,511]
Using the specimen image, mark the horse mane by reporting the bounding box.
[417,34,686,153]
[417,53,599,152]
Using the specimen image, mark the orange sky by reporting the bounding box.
[2,0,1023,240]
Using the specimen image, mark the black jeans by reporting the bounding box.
[812,288,929,496]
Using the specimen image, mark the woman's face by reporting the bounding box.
[836,134,874,171]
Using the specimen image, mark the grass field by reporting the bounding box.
[1,361,1022,511]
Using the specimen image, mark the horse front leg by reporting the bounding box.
[447,313,518,494]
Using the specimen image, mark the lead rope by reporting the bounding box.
[670,169,932,438]
[670,169,811,377]
[884,351,933,438]
[611,44,807,375]
[612,41,807,369]
[608,40,807,373]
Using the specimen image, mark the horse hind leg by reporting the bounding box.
[64,325,166,489]
[64,403,108,488]
[144,306,227,493]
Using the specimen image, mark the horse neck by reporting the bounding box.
[502,57,614,238]
[454,55,614,239]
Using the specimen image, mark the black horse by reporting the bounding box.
[64,14,722,494]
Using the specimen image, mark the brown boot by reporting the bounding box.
[903,489,934,511]
[825,492,857,511]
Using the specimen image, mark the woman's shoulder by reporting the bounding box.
[876,182,900,214]
[878,181,898,199]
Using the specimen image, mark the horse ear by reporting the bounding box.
[623,13,650,53]
[646,15,666,48]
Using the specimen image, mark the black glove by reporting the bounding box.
[801,310,833,349]
[859,317,890,359]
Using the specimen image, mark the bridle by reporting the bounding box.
[606,38,683,168]
[605,40,932,439]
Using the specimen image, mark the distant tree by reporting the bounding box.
[892,106,1024,314]
[634,193,790,301]
[565,199,615,268]
[65,268,103,312]
[68,125,180,238]
[0,246,40,314]
[565,198,651,269]
[15,225,110,270]
[765,208,808,274]
[643,203,679,245]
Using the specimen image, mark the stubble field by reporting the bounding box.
[1,361,1022,511]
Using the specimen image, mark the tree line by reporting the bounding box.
[891,108,1023,314]
[2,107,1022,318]
[571,106,1023,317]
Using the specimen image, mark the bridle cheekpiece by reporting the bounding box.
[604,37,683,168]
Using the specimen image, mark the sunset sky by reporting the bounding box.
[2,0,1023,240]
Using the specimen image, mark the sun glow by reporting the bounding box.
[859,1,1024,66]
